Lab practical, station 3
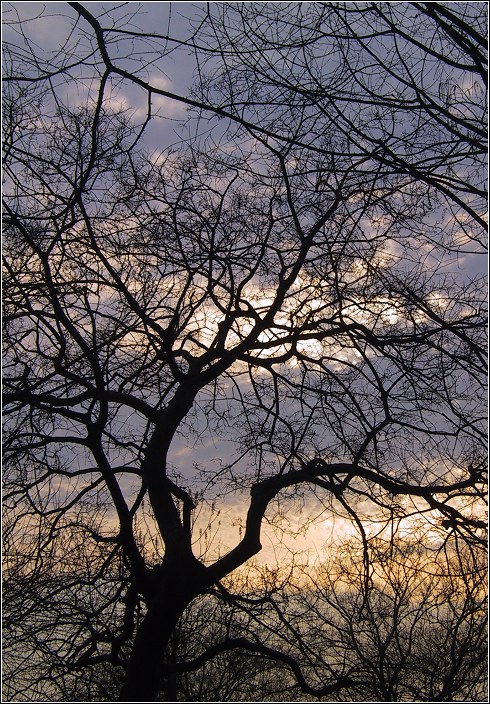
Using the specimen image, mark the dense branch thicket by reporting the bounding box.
[2,2,487,701]
[164,533,487,702]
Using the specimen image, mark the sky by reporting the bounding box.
[3,1,486,571]
[3,2,199,138]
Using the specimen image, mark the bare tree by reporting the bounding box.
[161,532,486,702]
[2,2,486,701]
[278,533,488,702]
[194,2,486,231]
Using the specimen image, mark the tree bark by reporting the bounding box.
[119,557,206,702]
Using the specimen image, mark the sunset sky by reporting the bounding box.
[3,3,486,701]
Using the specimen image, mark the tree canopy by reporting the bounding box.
[2,2,487,701]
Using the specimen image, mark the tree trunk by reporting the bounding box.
[119,559,206,702]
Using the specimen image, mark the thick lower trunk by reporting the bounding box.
[119,599,185,701]
[119,560,206,702]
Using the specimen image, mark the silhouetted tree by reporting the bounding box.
[243,533,488,702]
[157,532,486,702]
[2,2,486,701]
